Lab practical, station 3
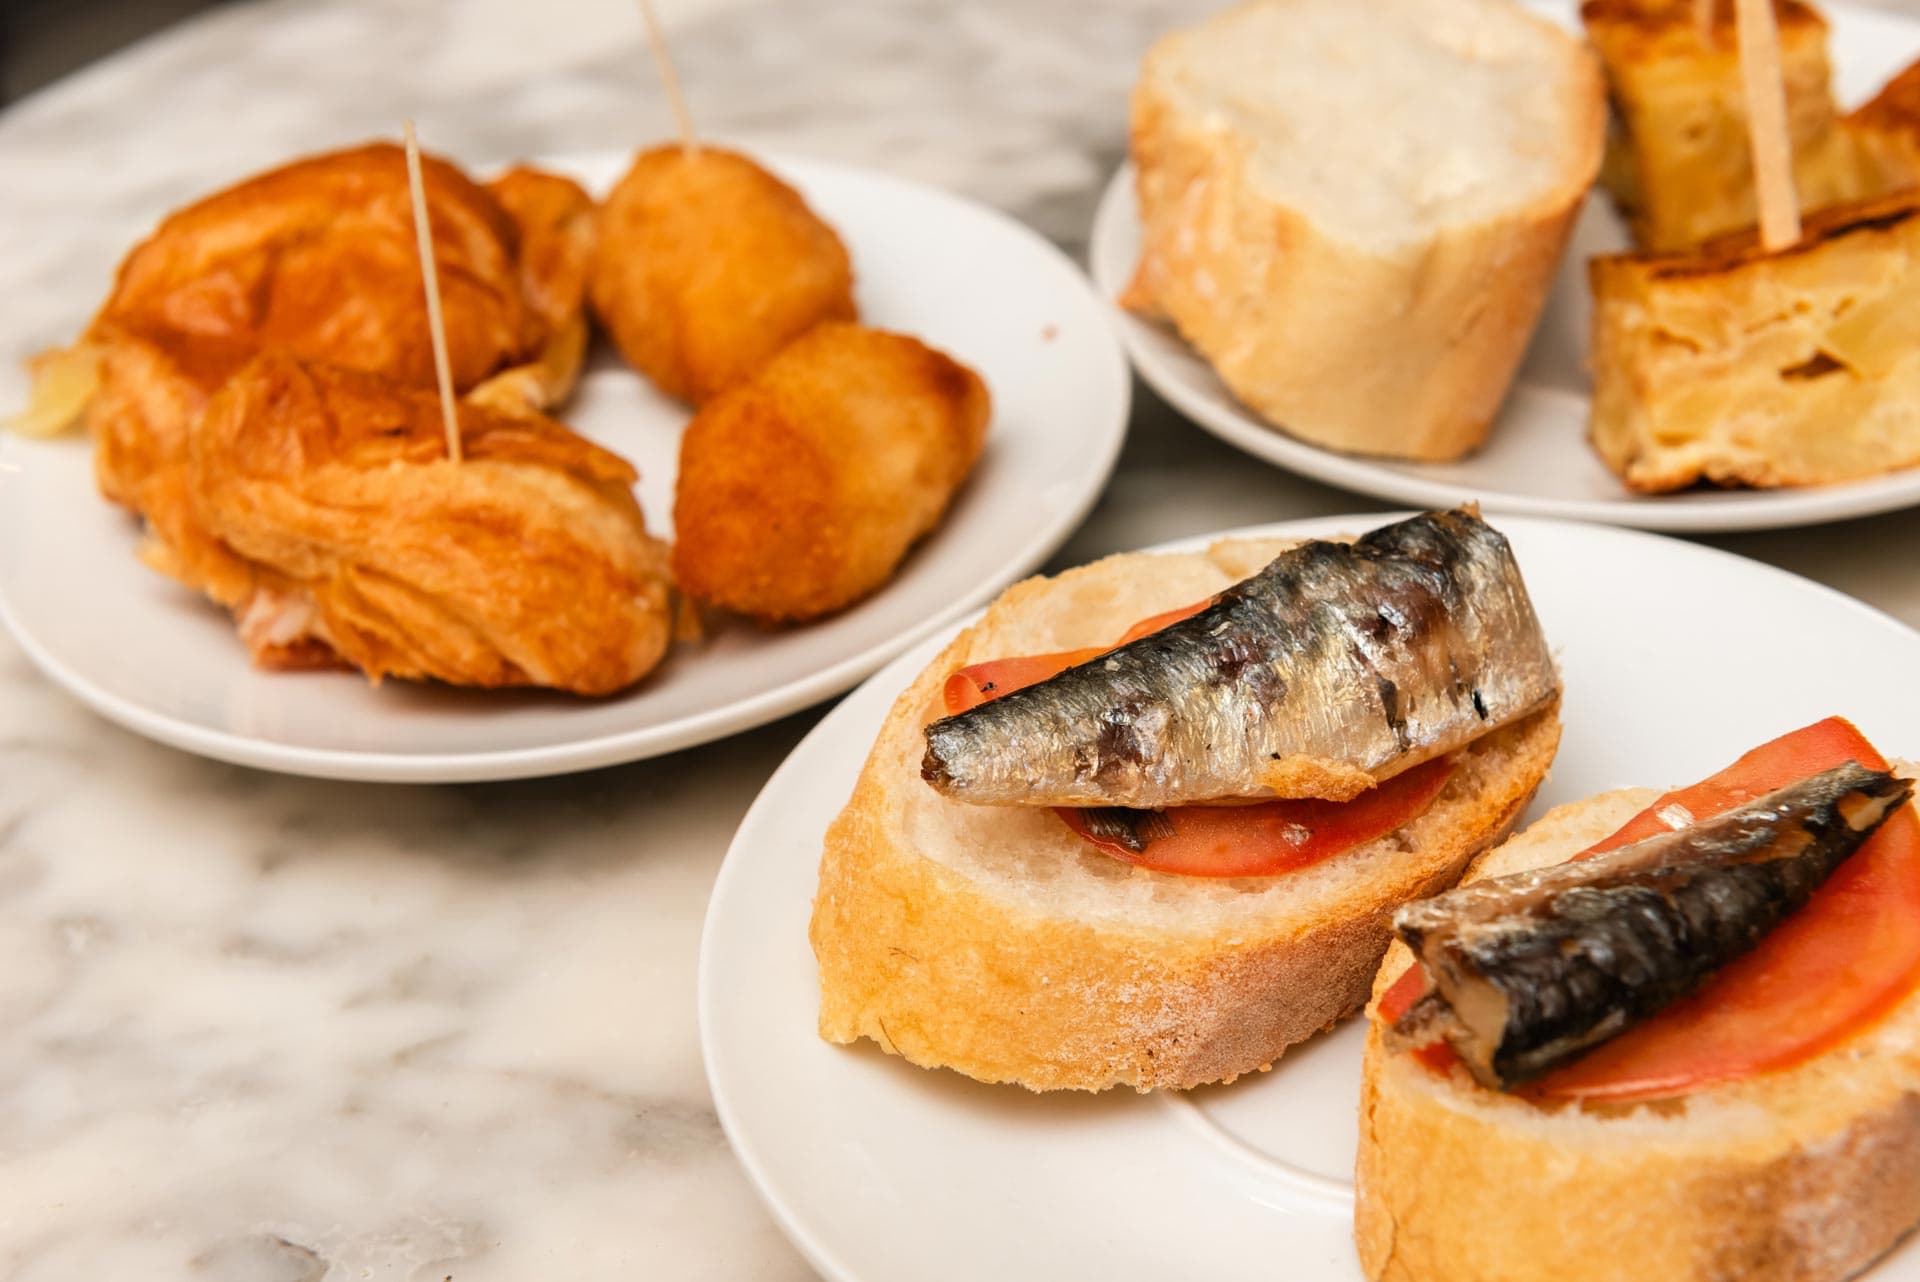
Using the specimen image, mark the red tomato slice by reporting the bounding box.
[940,600,1211,717]
[1378,716,1920,1101]
[940,596,1457,878]
[1057,756,1455,878]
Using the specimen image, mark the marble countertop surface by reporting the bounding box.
[4,0,1920,1278]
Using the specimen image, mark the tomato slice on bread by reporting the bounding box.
[1379,716,1920,1101]
[944,598,1457,879]
[941,601,1211,715]
[1059,756,1454,878]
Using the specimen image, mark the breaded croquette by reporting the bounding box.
[671,323,989,622]
[588,145,857,403]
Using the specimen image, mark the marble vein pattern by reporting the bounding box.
[0,0,1188,1275]
[1,618,821,1277]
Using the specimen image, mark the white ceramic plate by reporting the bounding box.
[1089,0,1920,533]
[0,150,1128,782]
[700,512,1920,1282]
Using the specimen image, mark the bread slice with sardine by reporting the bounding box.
[810,521,1562,1092]
[1356,764,1920,1282]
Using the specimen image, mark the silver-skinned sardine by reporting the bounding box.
[1387,762,1914,1090]
[920,508,1559,808]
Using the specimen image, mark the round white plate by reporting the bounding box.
[1089,0,1920,533]
[700,512,1920,1282]
[0,150,1128,782]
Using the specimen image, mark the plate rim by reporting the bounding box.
[0,148,1131,783]
[1087,0,1920,535]
[697,509,1920,1282]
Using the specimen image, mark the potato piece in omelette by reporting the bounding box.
[671,323,990,623]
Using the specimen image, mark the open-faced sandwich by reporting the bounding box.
[1357,716,1920,1282]
[810,509,1564,1091]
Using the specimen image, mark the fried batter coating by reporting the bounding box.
[74,143,594,552]
[161,351,671,695]
[671,323,989,623]
[588,145,856,404]
[469,165,599,415]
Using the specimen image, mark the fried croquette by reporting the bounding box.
[588,145,857,404]
[163,351,672,695]
[671,322,989,623]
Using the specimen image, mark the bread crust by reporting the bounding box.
[1123,1,1604,462]
[1355,792,1920,1282]
[809,542,1562,1092]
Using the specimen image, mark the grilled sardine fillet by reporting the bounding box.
[1589,191,1920,491]
[1389,762,1911,1089]
[160,351,671,694]
[921,509,1558,809]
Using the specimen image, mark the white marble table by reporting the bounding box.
[3,1,1919,1278]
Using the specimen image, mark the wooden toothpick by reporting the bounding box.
[637,0,699,154]
[402,119,463,464]
[1735,0,1802,251]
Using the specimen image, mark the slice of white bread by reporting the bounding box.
[1355,788,1920,1282]
[1122,0,1605,462]
[809,537,1562,1093]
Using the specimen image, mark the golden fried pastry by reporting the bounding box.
[1584,0,1857,251]
[67,142,592,534]
[162,351,671,694]
[671,322,988,623]
[1589,191,1920,491]
[588,145,856,404]
[1847,61,1920,198]
[469,164,599,415]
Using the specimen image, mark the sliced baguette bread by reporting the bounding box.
[1123,0,1604,461]
[1355,788,1920,1282]
[809,538,1562,1093]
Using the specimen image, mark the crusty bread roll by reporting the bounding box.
[1123,0,1605,461]
[809,537,1562,1093]
[1355,790,1920,1282]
